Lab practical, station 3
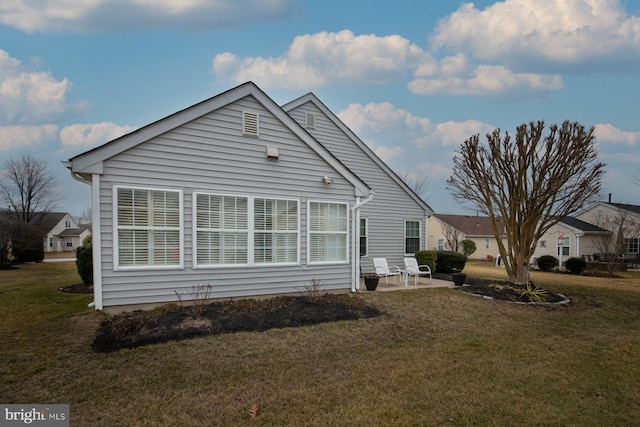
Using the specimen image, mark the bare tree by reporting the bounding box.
[442,222,462,252]
[397,171,430,201]
[447,120,605,284]
[0,213,17,269]
[0,155,59,222]
[589,206,640,275]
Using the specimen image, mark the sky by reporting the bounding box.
[1,0,639,218]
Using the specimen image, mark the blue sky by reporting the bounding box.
[1,0,639,217]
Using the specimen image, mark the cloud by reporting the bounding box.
[417,162,451,180]
[0,49,84,124]
[0,124,58,151]
[375,146,404,162]
[0,0,299,32]
[60,122,136,149]
[213,30,429,89]
[431,0,640,70]
[595,123,640,146]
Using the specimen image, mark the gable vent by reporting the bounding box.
[305,112,316,129]
[242,111,259,136]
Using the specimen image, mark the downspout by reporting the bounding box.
[351,190,375,292]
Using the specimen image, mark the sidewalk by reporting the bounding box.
[360,276,456,292]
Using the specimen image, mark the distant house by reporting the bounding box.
[282,93,432,272]
[31,212,91,253]
[427,214,506,259]
[66,82,437,312]
[532,217,608,262]
[575,201,640,258]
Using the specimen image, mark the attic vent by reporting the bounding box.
[242,111,259,136]
[305,112,316,129]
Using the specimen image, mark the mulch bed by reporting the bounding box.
[59,283,93,294]
[92,294,382,353]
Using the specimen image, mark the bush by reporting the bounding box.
[11,222,44,262]
[435,251,467,273]
[461,239,477,256]
[415,250,437,272]
[565,257,586,274]
[537,255,558,271]
[76,243,93,285]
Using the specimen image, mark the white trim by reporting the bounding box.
[253,196,300,266]
[112,185,184,271]
[92,174,103,310]
[307,200,350,265]
[359,216,369,257]
[404,219,422,255]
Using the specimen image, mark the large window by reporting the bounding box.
[309,202,348,263]
[359,217,368,257]
[115,187,182,268]
[254,198,298,264]
[405,220,421,254]
[557,236,570,256]
[195,194,248,266]
[625,238,639,254]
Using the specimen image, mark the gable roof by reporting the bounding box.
[282,93,432,214]
[607,202,640,216]
[67,82,370,198]
[432,214,504,237]
[31,212,68,233]
[559,216,608,233]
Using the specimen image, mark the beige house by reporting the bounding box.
[427,214,507,259]
[575,201,640,259]
[32,212,91,253]
[532,217,608,264]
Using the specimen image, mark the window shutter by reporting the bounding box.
[242,111,259,136]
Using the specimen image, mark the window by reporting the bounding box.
[65,220,71,227]
[624,238,639,254]
[49,237,53,248]
[66,238,73,248]
[557,237,570,256]
[485,238,490,249]
[115,187,182,269]
[309,202,348,263]
[437,239,444,251]
[405,221,421,254]
[254,198,298,264]
[242,111,259,136]
[195,194,248,266]
[359,217,368,257]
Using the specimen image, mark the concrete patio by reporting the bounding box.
[359,276,456,292]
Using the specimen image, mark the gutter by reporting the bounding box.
[351,190,375,292]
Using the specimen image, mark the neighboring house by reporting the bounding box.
[575,201,640,258]
[66,82,389,312]
[31,212,91,253]
[532,217,608,262]
[427,214,507,259]
[282,93,432,272]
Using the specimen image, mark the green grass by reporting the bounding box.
[1,261,639,426]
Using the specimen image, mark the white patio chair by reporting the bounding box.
[403,257,432,286]
[372,258,402,285]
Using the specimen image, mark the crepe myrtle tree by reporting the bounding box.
[447,120,605,284]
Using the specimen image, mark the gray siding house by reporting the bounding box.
[66,82,430,312]
[283,94,432,271]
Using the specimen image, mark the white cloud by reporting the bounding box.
[430,121,495,147]
[60,122,136,149]
[0,0,298,32]
[0,124,58,151]
[431,0,640,69]
[417,162,451,180]
[375,146,404,162]
[595,123,640,146]
[213,30,429,89]
[0,49,84,124]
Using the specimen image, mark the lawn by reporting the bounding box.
[1,261,639,426]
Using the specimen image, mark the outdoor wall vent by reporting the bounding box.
[266,146,279,160]
[322,176,332,184]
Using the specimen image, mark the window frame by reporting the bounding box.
[307,200,350,265]
[437,239,444,251]
[113,186,184,271]
[557,236,570,257]
[485,238,490,249]
[404,220,422,255]
[359,217,368,257]
[253,197,300,266]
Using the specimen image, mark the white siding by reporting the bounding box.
[98,95,357,308]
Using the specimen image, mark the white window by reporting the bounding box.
[242,111,259,136]
[557,237,570,256]
[405,220,421,254]
[308,202,348,264]
[195,194,248,266]
[254,198,298,264]
[115,187,182,269]
[359,217,368,257]
[625,238,639,254]
[485,238,490,249]
[437,239,444,251]
[66,238,73,248]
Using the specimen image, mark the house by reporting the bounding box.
[532,217,608,263]
[427,214,506,259]
[575,201,640,258]
[31,212,91,253]
[282,93,432,272]
[65,82,433,312]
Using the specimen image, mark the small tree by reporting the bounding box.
[11,222,44,262]
[461,239,477,256]
[0,214,17,269]
[442,222,462,252]
[447,120,604,284]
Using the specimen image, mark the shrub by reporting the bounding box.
[76,243,93,284]
[415,250,437,272]
[537,255,558,271]
[11,222,44,262]
[461,239,477,256]
[435,251,467,273]
[565,257,587,274]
